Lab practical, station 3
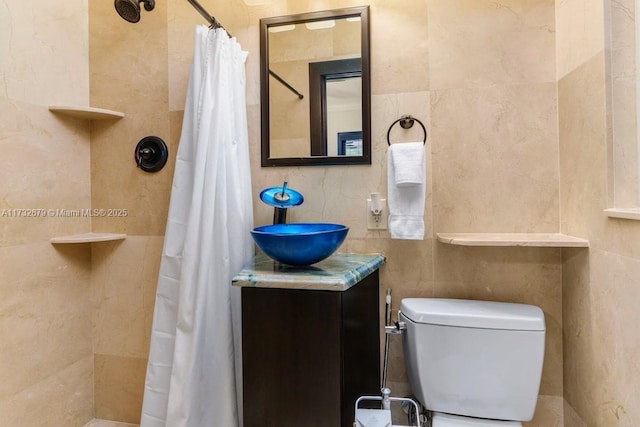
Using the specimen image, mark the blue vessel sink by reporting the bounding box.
[250,223,349,266]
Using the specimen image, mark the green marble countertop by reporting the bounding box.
[232,252,385,291]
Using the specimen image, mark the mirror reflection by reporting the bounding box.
[260,7,370,166]
[326,77,362,156]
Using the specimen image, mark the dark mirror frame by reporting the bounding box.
[259,6,371,167]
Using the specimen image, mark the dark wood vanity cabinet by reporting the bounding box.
[241,271,380,427]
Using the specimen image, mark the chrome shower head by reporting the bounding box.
[114,0,155,23]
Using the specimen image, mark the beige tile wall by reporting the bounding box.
[89,0,172,237]
[605,0,638,208]
[558,0,640,425]
[0,99,92,246]
[0,0,94,425]
[0,244,93,426]
[88,0,175,419]
[90,236,163,423]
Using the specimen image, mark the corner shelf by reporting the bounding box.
[47,107,125,245]
[48,105,124,120]
[50,233,127,244]
[436,233,589,248]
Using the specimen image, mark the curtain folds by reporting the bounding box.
[140,26,253,427]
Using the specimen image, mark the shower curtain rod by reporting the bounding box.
[187,0,302,99]
[187,0,230,36]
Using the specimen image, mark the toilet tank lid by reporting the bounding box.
[400,298,545,331]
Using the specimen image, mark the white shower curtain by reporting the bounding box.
[140,26,253,427]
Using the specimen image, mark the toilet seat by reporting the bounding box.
[432,412,522,427]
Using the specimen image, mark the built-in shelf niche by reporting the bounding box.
[47,106,125,244]
[48,105,124,120]
[50,233,127,244]
[436,233,589,248]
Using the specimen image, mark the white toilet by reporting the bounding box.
[399,298,546,427]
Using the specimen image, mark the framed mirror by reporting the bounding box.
[260,6,370,167]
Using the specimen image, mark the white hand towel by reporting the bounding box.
[390,142,425,186]
[387,144,425,240]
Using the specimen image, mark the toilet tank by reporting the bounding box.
[399,298,545,422]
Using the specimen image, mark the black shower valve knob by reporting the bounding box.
[135,136,168,173]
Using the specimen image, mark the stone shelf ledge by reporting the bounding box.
[436,233,589,248]
[50,233,127,244]
[604,208,640,221]
[48,105,124,120]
